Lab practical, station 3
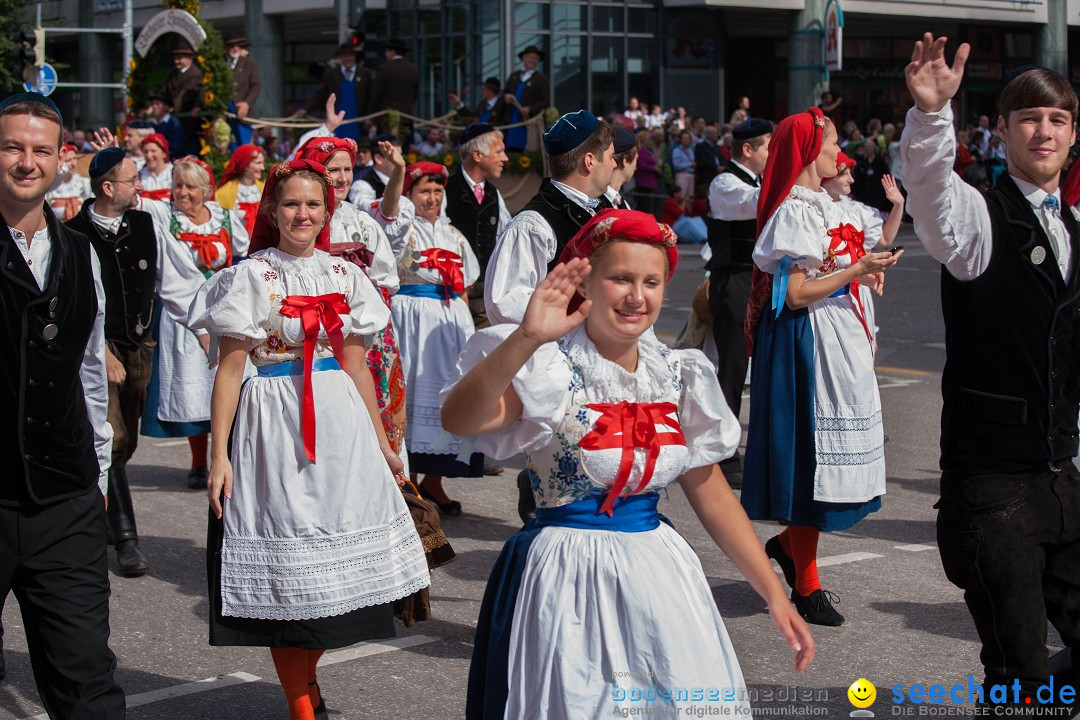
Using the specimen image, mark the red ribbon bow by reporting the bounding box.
[328,241,375,271]
[826,223,873,343]
[140,188,171,201]
[418,248,464,301]
[237,200,260,239]
[578,401,686,516]
[278,293,350,463]
[179,228,233,272]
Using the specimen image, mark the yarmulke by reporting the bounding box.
[1001,64,1054,92]
[89,147,125,179]
[733,118,773,141]
[0,92,63,126]
[613,126,636,154]
[460,123,495,146]
[543,110,599,156]
[126,119,153,129]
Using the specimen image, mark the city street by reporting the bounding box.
[0,226,1043,719]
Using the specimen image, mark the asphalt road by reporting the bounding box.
[0,226,1041,720]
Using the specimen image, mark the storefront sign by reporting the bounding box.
[825,0,844,73]
[134,9,206,58]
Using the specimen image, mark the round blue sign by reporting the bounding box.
[23,63,58,97]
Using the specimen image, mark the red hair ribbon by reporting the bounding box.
[179,228,233,272]
[278,293,351,463]
[141,188,172,201]
[826,223,873,343]
[418,248,464,301]
[579,401,687,517]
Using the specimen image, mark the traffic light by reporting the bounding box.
[32,28,45,68]
[11,30,37,83]
[349,30,365,51]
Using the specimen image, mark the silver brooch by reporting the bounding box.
[1031,246,1047,265]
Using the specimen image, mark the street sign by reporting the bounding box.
[23,62,58,96]
[825,0,844,74]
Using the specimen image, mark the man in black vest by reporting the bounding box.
[444,123,510,330]
[0,92,124,716]
[66,148,207,578]
[705,117,772,487]
[902,35,1080,705]
[484,110,615,521]
[349,133,397,212]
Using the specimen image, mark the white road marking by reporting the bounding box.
[16,637,440,718]
[152,439,190,447]
[895,543,937,552]
[815,551,883,567]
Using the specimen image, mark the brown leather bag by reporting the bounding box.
[394,481,457,627]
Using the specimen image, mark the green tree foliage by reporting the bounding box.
[0,0,32,94]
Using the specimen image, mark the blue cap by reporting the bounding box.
[89,147,125,179]
[613,126,636,154]
[732,117,773,141]
[0,91,63,126]
[543,110,600,156]
[126,119,153,129]
[460,122,495,146]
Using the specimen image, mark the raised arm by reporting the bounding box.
[376,140,406,220]
[879,174,905,248]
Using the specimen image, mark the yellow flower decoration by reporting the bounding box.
[201,119,211,130]
[202,72,213,84]
[203,90,215,104]
[197,55,206,66]
[442,153,455,167]
[199,144,211,156]
[128,58,137,71]
[125,75,134,87]
[125,95,133,108]
[406,152,418,164]
[518,155,532,169]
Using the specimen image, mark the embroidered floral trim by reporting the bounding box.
[817,445,886,466]
[815,411,883,432]
[221,575,430,621]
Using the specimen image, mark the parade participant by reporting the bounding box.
[444,122,510,329]
[0,91,123,718]
[298,43,373,143]
[349,133,397,210]
[448,77,508,125]
[224,34,261,146]
[901,35,1080,702]
[484,109,614,521]
[66,147,209,577]
[192,158,429,720]
[138,133,174,202]
[375,152,481,515]
[123,119,154,171]
[163,41,203,157]
[296,135,404,459]
[46,143,91,221]
[705,116,772,486]
[147,90,185,160]
[216,144,266,238]
[822,152,905,346]
[443,209,814,719]
[142,156,249,490]
[741,107,902,627]
[600,127,637,210]
[503,45,550,151]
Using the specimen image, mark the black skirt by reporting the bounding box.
[408,450,484,478]
[207,509,396,649]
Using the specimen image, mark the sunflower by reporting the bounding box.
[128,58,137,71]
[202,72,213,84]
[406,152,418,164]
[125,75,134,87]
[199,142,211,156]
[203,90,215,104]
[197,55,206,66]
[442,153,455,167]
[518,155,532,169]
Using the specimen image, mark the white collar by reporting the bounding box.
[179,64,191,74]
[520,68,534,81]
[730,160,756,179]
[550,179,593,211]
[87,202,125,233]
[461,168,484,191]
[1011,175,1060,211]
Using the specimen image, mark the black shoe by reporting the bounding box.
[791,589,844,626]
[483,461,504,476]
[310,682,328,720]
[187,466,208,490]
[418,483,462,516]
[116,539,150,577]
[765,535,797,590]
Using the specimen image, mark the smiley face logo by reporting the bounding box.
[848,678,877,709]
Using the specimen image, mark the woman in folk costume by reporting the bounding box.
[138,133,174,202]
[375,150,482,515]
[442,209,813,720]
[215,144,266,239]
[190,159,429,720]
[741,108,903,626]
[46,143,91,220]
[295,135,406,461]
[822,151,906,347]
[142,156,250,490]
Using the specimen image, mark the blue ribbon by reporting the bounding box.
[828,284,850,298]
[256,356,341,378]
[772,256,793,318]
[531,493,666,533]
[396,284,459,300]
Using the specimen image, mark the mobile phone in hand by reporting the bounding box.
[890,246,904,255]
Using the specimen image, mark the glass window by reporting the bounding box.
[477,2,503,88]
[552,3,585,34]
[552,34,586,114]
[419,9,440,35]
[591,5,624,34]
[418,36,442,118]
[390,9,414,38]
[447,5,467,34]
[515,3,549,32]
[628,7,653,35]
[591,36,624,115]
[627,37,658,108]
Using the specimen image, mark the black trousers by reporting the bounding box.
[0,489,126,718]
[105,339,154,547]
[937,468,1080,702]
[708,267,752,472]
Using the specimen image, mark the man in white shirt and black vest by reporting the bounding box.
[0,91,124,716]
[66,147,208,578]
[484,109,615,521]
[902,35,1080,707]
[705,117,772,487]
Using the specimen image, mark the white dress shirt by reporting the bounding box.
[900,102,1077,283]
[708,160,759,221]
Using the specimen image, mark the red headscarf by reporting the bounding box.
[62,143,78,155]
[556,208,678,313]
[744,107,829,351]
[822,150,855,184]
[248,159,336,255]
[141,133,169,157]
[173,155,217,195]
[403,161,450,195]
[1064,156,1080,209]
[220,144,265,185]
[296,136,357,167]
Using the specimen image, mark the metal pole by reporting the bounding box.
[35,3,41,29]
[123,0,133,109]
[338,0,347,46]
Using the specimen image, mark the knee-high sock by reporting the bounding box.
[270,647,315,720]
[188,433,208,468]
[307,649,325,708]
[779,526,821,597]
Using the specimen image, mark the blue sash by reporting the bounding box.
[466,493,669,719]
[396,284,459,300]
[256,356,341,378]
[828,284,850,298]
